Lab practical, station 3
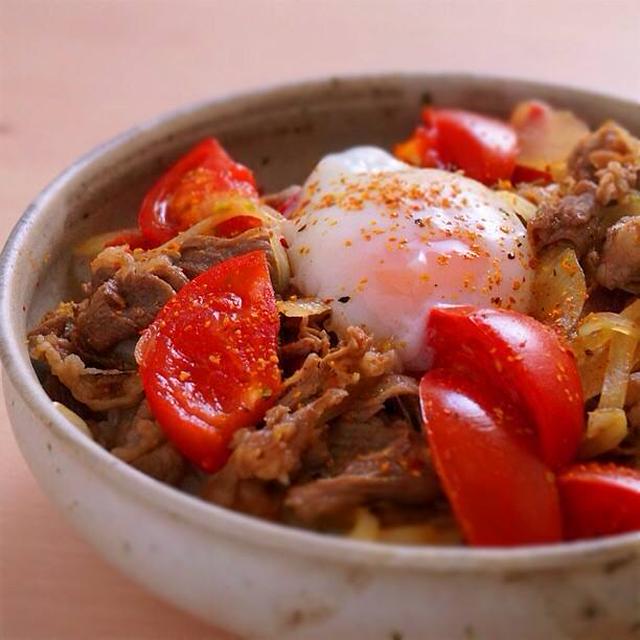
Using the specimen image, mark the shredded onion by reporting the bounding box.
[572,298,640,456]
[377,523,462,545]
[598,332,637,409]
[578,312,640,340]
[621,298,640,322]
[531,245,586,334]
[348,508,380,541]
[580,408,628,458]
[149,195,292,292]
[73,228,138,258]
[572,343,609,401]
[348,508,461,545]
[154,196,286,252]
[496,191,537,224]
[276,298,331,318]
[52,401,94,440]
[267,228,291,293]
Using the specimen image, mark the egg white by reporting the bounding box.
[284,147,534,370]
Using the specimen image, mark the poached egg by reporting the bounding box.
[284,147,534,370]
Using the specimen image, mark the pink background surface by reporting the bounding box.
[1,1,639,637]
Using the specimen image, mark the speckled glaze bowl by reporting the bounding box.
[1,75,639,640]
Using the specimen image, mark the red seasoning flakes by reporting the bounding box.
[284,147,534,369]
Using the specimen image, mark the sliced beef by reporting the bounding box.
[130,442,186,485]
[76,230,272,354]
[88,246,135,290]
[280,317,331,361]
[528,123,640,266]
[98,401,186,485]
[568,121,639,206]
[596,216,640,292]
[202,327,396,505]
[76,255,185,353]
[176,229,271,279]
[201,326,434,525]
[203,387,347,507]
[29,301,78,339]
[110,400,164,461]
[78,267,173,352]
[595,161,639,207]
[29,334,143,411]
[327,416,400,471]
[205,477,284,520]
[87,400,185,484]
[30,228,275,410]
[340,373,418,422]
[569,122,638,180]
[528,184,599,256]
[285,419,438,526]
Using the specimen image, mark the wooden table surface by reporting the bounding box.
[1,1,639,638]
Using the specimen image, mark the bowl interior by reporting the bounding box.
[15,74,640,327]
[2,73,640,567]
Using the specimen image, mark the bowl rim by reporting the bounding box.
[2,71,639,572]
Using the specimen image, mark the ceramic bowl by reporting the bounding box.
[1,74,639,640]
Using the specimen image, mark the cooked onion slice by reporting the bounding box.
[599,332,637,410]
[573,299,640,457]
[580,408,628,458]
[52,401,94,440]
[578,312,640,340]
[531,245,586,334]
[496,191,537,224]
[267,228,291,293]
[155,196,286,250]
[276,298,331,318]
[348,508,462,545]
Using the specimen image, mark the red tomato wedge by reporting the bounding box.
[510,164,552,185]
[427,306,584,469]
[393,108,518,185]
[558,463,640,539]
[137,251,281,472]
[422,108,518,185]
[104,228,151,251]
[419,369,562,546]
[393,125,441,168]
[138,138,259,246]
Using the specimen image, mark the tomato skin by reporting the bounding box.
[394,108,518,185]
[558,463,640,539]
[214,216,262,238]
[138,138,258,246]
[419,369,562,546]
[511,164,552,185]
[138,251,281,472]
[393,125,441,168]
[104,228,151,250]
[425,108,518,185]
[427,306,584,470]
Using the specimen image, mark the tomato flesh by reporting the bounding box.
[393,125,441,168]
[427,306,584,469]
[104,228,151,250]
[138,138,258,246]
[420,369,562,546]
[511,164,552,185]
[393,108,518,185]
[423,108,518,185]
[138,251,281,472]
[558,463,640,539]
